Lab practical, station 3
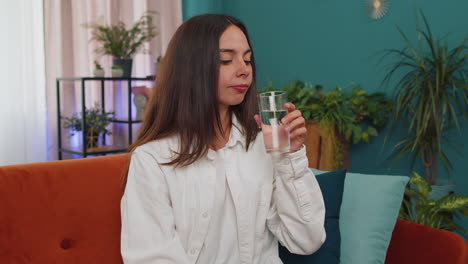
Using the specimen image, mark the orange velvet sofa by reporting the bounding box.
[0,154,467,263]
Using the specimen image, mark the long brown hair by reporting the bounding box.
[128,14,259,168]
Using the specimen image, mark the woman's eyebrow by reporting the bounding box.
[219,49,252,55]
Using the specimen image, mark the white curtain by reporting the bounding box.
[0,0,47,165]
[0,0,181,165]
[43,0,182,161]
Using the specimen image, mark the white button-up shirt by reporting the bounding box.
[121,118,326,264]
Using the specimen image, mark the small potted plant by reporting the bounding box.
[93,60,105,77]
[84,12,158,77]
[62,105,114,149]
[399,172,468,234]
[111,65,123,78]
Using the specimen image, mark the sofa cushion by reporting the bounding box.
[0,154,129,264]
[279,168,346,264]
[339,172,409,264]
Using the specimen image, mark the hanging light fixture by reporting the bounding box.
[366,0,390,20]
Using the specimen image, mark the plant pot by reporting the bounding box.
[304,121,350,170]
[113,58,133,77]
[93,69,105,77]
[111,69,124,78]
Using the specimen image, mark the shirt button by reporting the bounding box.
[190,248,197,255]
[202,212,208,218]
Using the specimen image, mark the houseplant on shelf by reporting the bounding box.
[62,106,114,150]
[399,171,468,234]
[84,11,158,77]
[381,10,468,197]
[263,80,393,170]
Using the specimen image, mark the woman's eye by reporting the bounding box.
[244,60,252,65]
[220,60,232,64]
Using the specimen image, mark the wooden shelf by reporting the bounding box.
[56,77,154,159]
[59,145,127,156]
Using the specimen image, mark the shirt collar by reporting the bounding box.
[206,114,246,161]
[226,114,245,149]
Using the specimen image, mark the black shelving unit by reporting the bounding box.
[56,77,154,160]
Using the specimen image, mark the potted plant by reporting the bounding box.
[84,11,158,77]
[381,10,468,197]
[62,106,114,149]
[93,60,105,77]
[111,65,124,78]
[263,80,393,170]
[399,171,468,234]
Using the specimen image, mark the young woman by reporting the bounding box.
[121,14,325,264]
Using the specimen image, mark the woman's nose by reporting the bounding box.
[236,60,251,77]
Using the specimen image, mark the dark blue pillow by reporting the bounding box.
[279,168,346,264]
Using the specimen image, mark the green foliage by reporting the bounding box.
[111,65,122,70]
[399,172,468,233]
[263,80,315,121]
[84,11,158,58]
[62,105,114,137]
[381,10,468,184]
[263,80,393,144]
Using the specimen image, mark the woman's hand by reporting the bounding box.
[254,102,307,153]
[282,103,307,152]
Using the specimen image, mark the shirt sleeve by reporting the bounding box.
[266,145,327,255]
[121,149,192,264]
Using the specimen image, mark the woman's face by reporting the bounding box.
[217,25,253,111]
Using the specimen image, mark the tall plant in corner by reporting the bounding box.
[382,10,468,185]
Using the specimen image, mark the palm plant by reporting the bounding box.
[399,172,468,233]
[382,11,468,185]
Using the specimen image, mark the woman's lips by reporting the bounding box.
[231,85,248,92]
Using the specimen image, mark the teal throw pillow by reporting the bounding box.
[279,168,346,264]
[339,172,409,264]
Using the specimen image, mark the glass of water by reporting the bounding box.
[258,91,290,153]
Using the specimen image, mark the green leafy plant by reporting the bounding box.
[381,10,468,185]
[309,84,393,145]
[94,60,103,70]
[111,65,122,70]
[62,106,114,148]
[263,80,393,144]
[263,80,393,169]
[84,11,158,59]
[399,172,468,233]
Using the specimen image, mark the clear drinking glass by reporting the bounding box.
[258,91,290,153]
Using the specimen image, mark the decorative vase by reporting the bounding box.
[93,68,105,77]
[113,58,133,77]
[111,68,124,78]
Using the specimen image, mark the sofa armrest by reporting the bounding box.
[385,218,468,264]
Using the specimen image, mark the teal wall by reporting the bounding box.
[183,0,468,238]
[182,0,223,20]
